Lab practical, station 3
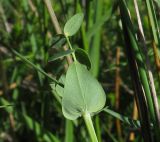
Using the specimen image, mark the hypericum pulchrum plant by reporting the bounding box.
[52,13,106,142]
[9,11,147,142]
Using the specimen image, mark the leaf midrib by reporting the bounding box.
[75,63,87,112]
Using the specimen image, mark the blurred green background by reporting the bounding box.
[0,0,160,141]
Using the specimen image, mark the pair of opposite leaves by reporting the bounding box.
[52,13,106,120]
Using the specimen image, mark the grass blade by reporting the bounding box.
[65,120,74,142]
[24,115,60,142]
[145,0,160,47]
[103,107,141,128]
[11,49,63,87]
[89,0,103,77]
[119,0,155,141]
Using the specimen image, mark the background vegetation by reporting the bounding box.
[0,0,160,141]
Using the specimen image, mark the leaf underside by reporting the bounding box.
[62,62,106,120]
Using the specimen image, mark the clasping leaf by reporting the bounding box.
[62,62,106,120]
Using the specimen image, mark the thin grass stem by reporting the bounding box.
[65,36,77,61]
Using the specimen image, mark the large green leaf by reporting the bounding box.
[62,62,106,120]
[64,13,84,37]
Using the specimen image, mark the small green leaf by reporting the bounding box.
[48,49,74,62]
[55,75,65,97]
[64,13,84,37]
[50,75,65,103]
[62,62,106,120]
[0,104,13,109]
[0,98,13,113]
[49,34,66,49]
[75,48,91,70]
[51,75,65,97]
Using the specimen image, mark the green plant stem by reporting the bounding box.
[83,112,98,142]
[44,0,72,65]
[65,36,77,61]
